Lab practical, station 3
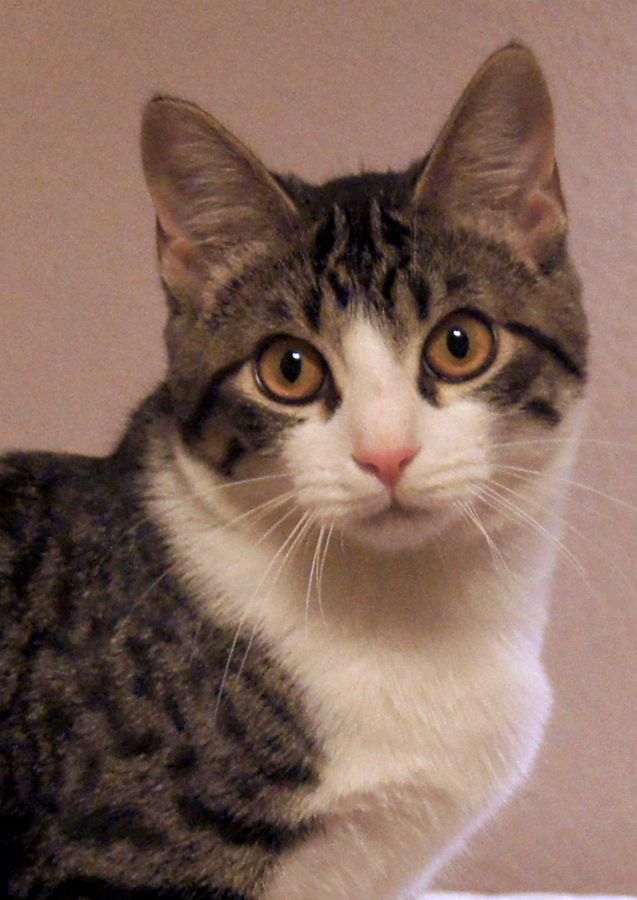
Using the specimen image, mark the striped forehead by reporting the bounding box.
[307,202,431,329]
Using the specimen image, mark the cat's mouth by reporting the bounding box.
[343,496,457,550]
[366,499,429,526]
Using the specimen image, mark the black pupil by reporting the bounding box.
[447,327,470,359]
[280,349,303,383]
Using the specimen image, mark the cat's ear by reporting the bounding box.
[141,97,298,299]
[414,44,566,266]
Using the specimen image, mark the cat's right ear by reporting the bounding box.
[141,97,298,301]
[413,44,566,267]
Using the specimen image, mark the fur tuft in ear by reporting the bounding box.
[141,97,298,300]
[414,43,566,267]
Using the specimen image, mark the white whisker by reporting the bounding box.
[480,483,587,580]
[486,475,637,609]
[214,510,313,718]
[491,463,637,517]
[497,468,617,523]
[317,522,334,625]
[490,436,637,454]
[456,499,511,581]
[238,512,316,678]
[305,525,325,632]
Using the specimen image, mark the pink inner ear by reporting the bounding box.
[520,188,561,231]
[516,181,566,263]
[157,224,205,298]
[168,235,200,269]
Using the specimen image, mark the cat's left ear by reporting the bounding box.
[413,44,566,267]
[141,97,298,301]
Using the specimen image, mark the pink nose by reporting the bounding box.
[353,446,419,489]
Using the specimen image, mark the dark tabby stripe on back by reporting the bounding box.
[176,795,312,852]
[62,805,165,849]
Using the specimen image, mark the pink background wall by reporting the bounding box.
[1,1,636,891]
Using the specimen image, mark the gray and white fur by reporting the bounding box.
[1,44,587,899]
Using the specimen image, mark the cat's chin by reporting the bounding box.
[343,503,454,553]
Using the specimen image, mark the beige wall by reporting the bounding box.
[1,1,636,892]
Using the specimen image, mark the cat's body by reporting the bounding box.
[1,45,587,899]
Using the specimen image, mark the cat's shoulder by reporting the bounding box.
[0,450,116,580]
[1,450,102,521]
[0,452,93,711]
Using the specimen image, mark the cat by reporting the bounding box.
[0,42,588,900]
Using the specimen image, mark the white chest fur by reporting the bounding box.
[149,450,556,899]
[261,545,553,899]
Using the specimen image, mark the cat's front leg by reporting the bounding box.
[263,781,490,900]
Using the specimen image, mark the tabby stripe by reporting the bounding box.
[62,805,164,848]
[237,666,317,757]
[380,267,398,306]
[84,670,164,758]
[302,287,322,331]
[379,209,411,256]
[229,398,289,450]
[10,527,50,597]
[445,273,469,293]
[478,355,541,408]
[219,438,246,477]
[346,206,381,272]
[418,373,439,406]
[522,398,562,426]
[408,273,431,320]
[42,701,73,737]
[504,321,585,379]
[326,270,350,308]
[79,751,102,792]
[53,535,76,624]
[166,744,198,775]
[182,359,247,441]
[313,208,339,274]
[176,796,311,852]
[45,876,250,900]
[217,695,316,786]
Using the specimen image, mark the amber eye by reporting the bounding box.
[255,336,327,404]
[423,311,496,382]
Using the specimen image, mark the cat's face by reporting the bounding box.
[141,45,587,552]
[248,315,502,552]
[167,214,585,553]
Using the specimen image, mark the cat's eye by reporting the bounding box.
[423,311,496,382]
[255,336,327,404]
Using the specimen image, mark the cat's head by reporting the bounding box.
[141,44,587,552]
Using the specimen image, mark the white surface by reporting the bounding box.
[424,895,637,900]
